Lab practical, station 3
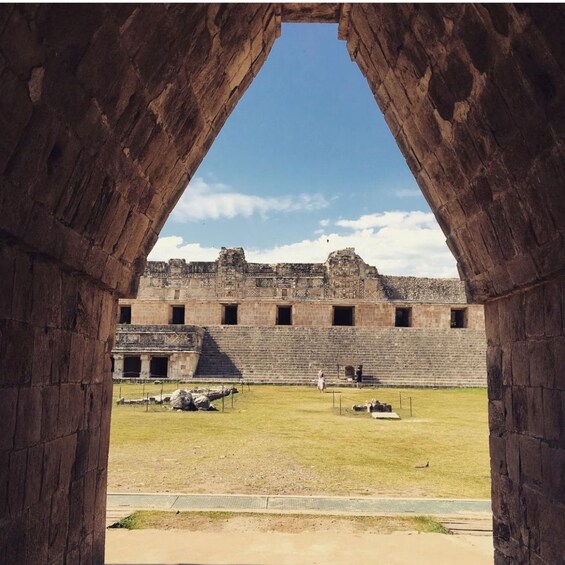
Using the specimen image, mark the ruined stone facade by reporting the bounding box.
[1,4,565,564]
[113,248,486,385]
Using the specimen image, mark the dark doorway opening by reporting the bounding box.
[395,307,412,327]
[119,306,132,324]
[123,356,141,378]
[222,304,238,325]
[277,305,292,325]
[451,308,467,328]
[333,306,354,326]
[171,306,185,324]
[150,357,169,378]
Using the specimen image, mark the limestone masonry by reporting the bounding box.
[113,248,486,386]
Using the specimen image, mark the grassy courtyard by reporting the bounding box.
[108,384,490,499]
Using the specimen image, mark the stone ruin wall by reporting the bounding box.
[122,247,485,330]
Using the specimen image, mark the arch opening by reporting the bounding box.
[0,5,564,564]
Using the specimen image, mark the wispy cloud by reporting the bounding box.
[149,210,457,278]
[171,177,329,222]
[394,188,421,198]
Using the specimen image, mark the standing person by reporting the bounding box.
[355,365,363,389]
[317,369,326,392]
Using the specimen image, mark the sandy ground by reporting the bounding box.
[105,529,493,565]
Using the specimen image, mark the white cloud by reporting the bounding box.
[319,218,330,227]
[148,210,458,278]
[394,188,421,198]
[171,177,329,222]
[336,210,437,230]
[149,237,221,261]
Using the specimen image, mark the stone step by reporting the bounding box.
[195,326,487,387]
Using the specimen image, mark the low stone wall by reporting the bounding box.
[195,326,487,387]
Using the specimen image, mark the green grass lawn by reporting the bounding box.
[108,384,490,499]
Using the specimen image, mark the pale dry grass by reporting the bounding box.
[108,384,489,498]
[114,510,449,534]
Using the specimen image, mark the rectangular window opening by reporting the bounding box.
[333,306,354,326]
[222,304,238,325]
[171,306,185,324]
[150,356,169,378]
[119,305,131,324]
[123,356,141,378]
[277,305,292,325]
[395,307,412,328]
[451,308,467,328]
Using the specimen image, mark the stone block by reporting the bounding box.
[542,388,561,442]
[505,432,520,483]
[0,244,15,319]
[490,435,507,475]
[487,345,503,400]
[41,437,62,499]
[58,384,85,436]
[67,333,85,384]
[83,469,97,536]
[0,387,17,451]
[0,451,8,520]
[24,443,43,509]
[511,341,530,386]
[0,320,33,387]
[24,499,50,564]
[529,340,554,388]
[540,499,565,564]
[7,448,27,516]
[484,301,500,346]
[0,66,33,164]
[40,385,60,443]
[32,326,53,386]
[525,285,545,337]
[525,386,544,438]
[67,478,84,550]
[543,281,562,337]
[49,329,71,385]
[48,488,70,560]
[511,386,527,433]
[11,252,33,324]
[489,400,505,436]
[58,433,78,490]
[14,386,42,449]
[31,259,62,329]
[519,434,542,485]
[541,444,565,504]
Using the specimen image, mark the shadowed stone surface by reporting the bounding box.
[0,4,564,564]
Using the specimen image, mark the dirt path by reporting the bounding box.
[106,529,493,564]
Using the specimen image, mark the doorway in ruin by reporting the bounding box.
[150,357,169,379]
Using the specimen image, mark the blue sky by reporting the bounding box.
[150,24,458,277]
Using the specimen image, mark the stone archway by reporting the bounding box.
[0,4,564,563]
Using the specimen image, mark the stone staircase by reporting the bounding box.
[195,326,487,387]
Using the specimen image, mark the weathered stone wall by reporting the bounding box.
[141,248,469,303]
[125,248,483,329]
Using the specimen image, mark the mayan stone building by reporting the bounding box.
[113,247,486,386]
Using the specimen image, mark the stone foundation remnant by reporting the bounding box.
[116,386,237,411]
[352,399,393,413]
